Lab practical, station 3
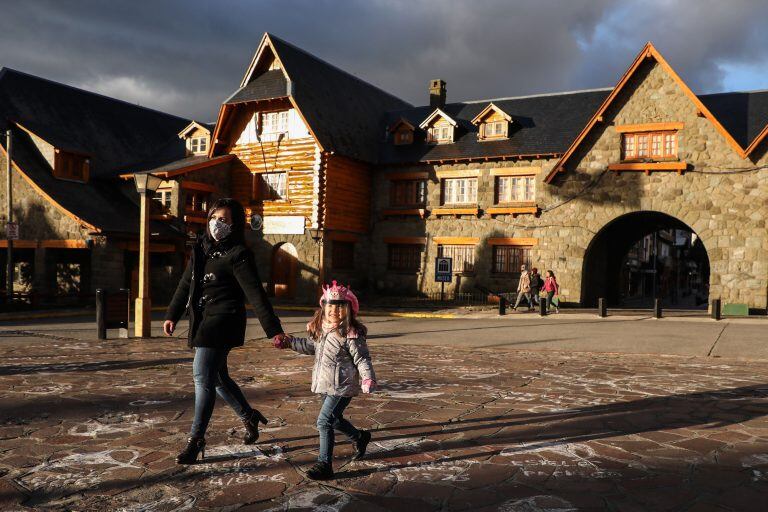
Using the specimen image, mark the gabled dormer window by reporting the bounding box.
[190,136,208,154]
[419,108,457,145]
[389,117,415,146]
[259,110,289,142]
[53,150,89,182]
[471,103,512,141]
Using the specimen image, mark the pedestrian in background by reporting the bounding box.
[275,281,376,481]
[543,269,560,313]
[530,267,543,307]
[164,198,290,464]
[513,264,533,311]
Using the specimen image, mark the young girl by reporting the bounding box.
[275,281,376,480]
[543,270,560,313]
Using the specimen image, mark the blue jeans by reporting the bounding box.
[190,347,252,438]
[317,394,361,463]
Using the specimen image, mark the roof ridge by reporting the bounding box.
[460,87,614,105]
[699,88,768,97]
[0,67,191,123]
[266,33,412,107]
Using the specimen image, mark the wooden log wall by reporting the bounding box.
[322,154,371,234]
[230,137,320,226]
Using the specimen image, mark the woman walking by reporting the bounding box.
[543,270,560,313]
[163,198,289,464]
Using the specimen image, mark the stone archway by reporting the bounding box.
[271,242,298,299]
[581,211,710,309]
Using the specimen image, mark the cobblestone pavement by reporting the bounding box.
[1,329,768,511]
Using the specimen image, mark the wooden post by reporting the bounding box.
[134,191,151,338]
[5,130,13,304]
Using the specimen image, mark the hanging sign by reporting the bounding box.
[263,216,305,235]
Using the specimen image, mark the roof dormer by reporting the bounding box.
[178,121,212,156]
[419,108,457,144]
[389,117,415,145]
[471,103,512,141]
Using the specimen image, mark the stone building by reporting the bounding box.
[0,68,193,305]
[200,35,766,313]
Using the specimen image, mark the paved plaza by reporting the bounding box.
[1,314,768,510]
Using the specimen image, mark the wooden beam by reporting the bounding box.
[486,206,539,216]
[434,169,481,179]
[383,237,427,245]
[0,239,89,249]
[432,237,479,245]
[615,122,684,133]
[387,171,430,181]
[608,161,687,171]
[487,237,538,246]
[490,167,541,177]
[432,207,480,217]
[180,181,218,193]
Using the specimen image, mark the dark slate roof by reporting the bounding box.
[141,154,232,175]
[699,90,768,148]
[379,89,611,164]
[265,34,412,163]
[0,122,181,237]
[0,67,191,178]
[225,69,288,105]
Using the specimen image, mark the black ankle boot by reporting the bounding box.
[242,409,268,445]
[306,461,334,480]
[176,437,206,464]
[353,430,371,460]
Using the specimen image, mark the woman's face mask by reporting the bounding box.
[208,217,232,241]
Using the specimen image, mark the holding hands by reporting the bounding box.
[361,379,376,394]
[273,332,292,349]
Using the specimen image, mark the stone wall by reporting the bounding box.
[369,59,768,311]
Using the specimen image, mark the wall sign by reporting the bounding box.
[6,222,19,240]
[435,257,452,283]
[263,216,305,235]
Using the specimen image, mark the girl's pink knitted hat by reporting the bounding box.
[320,280,359,315]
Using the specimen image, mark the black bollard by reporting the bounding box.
[499,296,506,316]
[539,297,547,316]
[96,289,107,340]
[598,298,607,318]
[654,298,662,319]
[711,298,722,321]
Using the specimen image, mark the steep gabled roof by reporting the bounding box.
[225,69,289,105]
[178,120,212,138]
[699,90,768,152]
[0,68,190,178]
[388,117,415,133]
[544,42,766,183]
[214,33,412,163]
[471,102,513,124]
[379,88,611,164]
[419,108,458,129]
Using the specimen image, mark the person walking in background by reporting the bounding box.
[513,264,533,311]
[163,198,290,464]
[543,269,560,313]
[275,281,376,481]
[529,268,543,308]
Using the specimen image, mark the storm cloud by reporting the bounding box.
[2,0,767,121]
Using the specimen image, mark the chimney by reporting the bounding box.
[429,79,446,108]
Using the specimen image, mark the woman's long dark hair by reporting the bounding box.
[205,197,246,245]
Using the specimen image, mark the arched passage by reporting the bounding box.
[271,242,298,299]
[581,211,710,309]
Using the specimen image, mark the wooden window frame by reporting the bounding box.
[427,125,454,144]
[621,131,678,161]
[394,129,413,145]
[492,245,533,275]
[259,110,290,139]
[441,177,478,206]
[387,243,424,273]
[480,120,508,140]
[495,175,536,205]
[252,171,290,203]
[390,179,427,208]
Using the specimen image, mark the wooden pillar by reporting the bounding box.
[134,191,151,338]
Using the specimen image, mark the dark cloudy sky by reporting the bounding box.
[2,0,767,121]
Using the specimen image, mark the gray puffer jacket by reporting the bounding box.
[289,330,376,397]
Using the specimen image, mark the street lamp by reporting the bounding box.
[133,172,162,338]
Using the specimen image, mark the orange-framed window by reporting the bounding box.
[492,245,532,274]
[438,244,475,273]
[496,175,535,203]
[442,177,477,205]
[622,131,677,160]
[390,179,427,207]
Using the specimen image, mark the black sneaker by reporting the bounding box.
[306,461,334,480]
[353,430,371,460]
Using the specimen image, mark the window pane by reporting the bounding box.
[493,246,532,273]
[637,134,649,157]
[651,133,662,156]
[664,133,675,156]
[438,244,475,272]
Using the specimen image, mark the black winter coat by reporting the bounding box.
[165,239,283,348]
